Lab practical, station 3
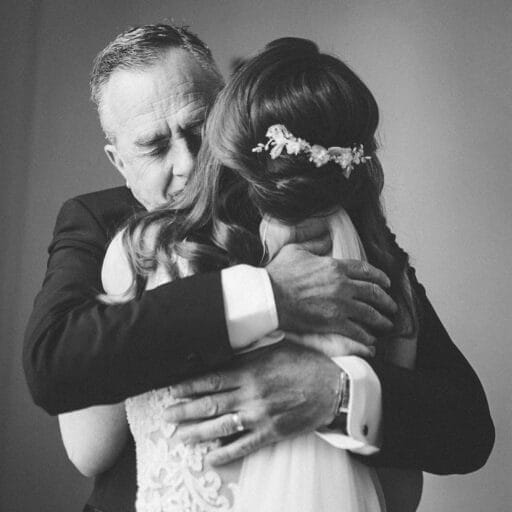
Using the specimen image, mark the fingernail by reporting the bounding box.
[368,346,376,357]
[206,454,220,467]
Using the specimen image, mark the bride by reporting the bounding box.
[60,37,419,511]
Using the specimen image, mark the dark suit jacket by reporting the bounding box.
[23,187,494,512]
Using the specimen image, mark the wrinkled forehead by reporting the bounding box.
[100,49,222,136]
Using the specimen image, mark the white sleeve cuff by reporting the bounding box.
[316,356,382,455]
[221,265,279,350]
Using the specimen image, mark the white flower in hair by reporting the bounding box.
[309,145,330,167]
[252,124,370,178]
[285,138,303,155]
[267,124,290,139]
[327,147,354,177]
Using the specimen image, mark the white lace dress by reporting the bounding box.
[126,389,241,511]
[124,208,385,512]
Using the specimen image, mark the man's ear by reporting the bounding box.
[104,144,126,179]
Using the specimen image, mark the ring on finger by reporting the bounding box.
[230,412,245,433]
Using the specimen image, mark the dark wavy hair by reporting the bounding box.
[123,37,418,340]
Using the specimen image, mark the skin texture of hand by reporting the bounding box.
[285,332,376,358]
[266,242,397,345]
[164,342,342,466]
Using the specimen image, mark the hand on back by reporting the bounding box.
[165,342,342,465]
[266,237,397,347]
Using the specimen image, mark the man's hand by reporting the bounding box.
[164,342,341,466]
[266,242,397,345]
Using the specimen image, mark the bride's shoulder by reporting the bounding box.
[101,228,134,299]
[101,224,174,300]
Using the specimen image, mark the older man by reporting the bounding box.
[24,24,493,512]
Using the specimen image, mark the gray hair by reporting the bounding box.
[90,23,223,138]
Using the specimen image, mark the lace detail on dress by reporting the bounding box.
[126,388,238,512]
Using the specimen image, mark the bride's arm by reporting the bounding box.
[58,230,142,477]
[284,332,376,358]
[58,403,128,477]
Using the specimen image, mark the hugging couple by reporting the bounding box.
[24,23,494,512]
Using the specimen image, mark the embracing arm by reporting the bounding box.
[366,269,495,474]
[56,223,277,478]
[23,195,233,414]
[24,196,392,416]
[283,266,494,474]
[58,403,128,477]
[162,266,494,477]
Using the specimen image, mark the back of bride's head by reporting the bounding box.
[202,37,382,222]
[126,38,416,341]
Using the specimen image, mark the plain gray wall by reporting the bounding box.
[1,0,510,510]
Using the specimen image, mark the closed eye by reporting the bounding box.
[145,141,170,157]
[136,133,171,156]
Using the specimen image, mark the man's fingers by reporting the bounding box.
[349,301,394,333]
[170,371,238,399]
[207,429,271,466]
[285,319,377,347]
[342,320,376,346]
[284,332,313,345]
[164,391,239,423]
[294,234,332,256]
[291,218,330,243]
[342,260,392,289]
[286,332,375,358]
[176,413,248,444]
[328,336,376,358]
[352,280,398,316]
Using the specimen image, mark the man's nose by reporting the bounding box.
[168,138,195,193]
[175,137,196,177]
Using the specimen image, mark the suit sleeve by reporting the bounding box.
[23,198,234,415]
[365,269,495,474]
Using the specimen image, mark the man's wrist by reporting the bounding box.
[265,265,286,330]
[327,369,350,433]
[316,357,381,454]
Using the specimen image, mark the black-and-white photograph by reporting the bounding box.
[1,1,509,511]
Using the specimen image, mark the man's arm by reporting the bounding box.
[160,269,494,475]
[24,196,395,415]
[365,269,495,474]
[23,197,233,414]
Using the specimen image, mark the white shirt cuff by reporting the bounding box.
[221,265,279,350]
[316,356,382,455]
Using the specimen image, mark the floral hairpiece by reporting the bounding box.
[252,124,370,178]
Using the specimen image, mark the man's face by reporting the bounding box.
[102,49,222,210]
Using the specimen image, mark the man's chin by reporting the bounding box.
[134,191,182,211]
[135,196,168,211]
